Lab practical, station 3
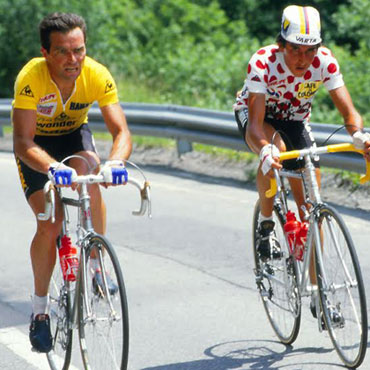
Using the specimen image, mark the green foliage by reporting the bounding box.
[0,0,369,127]
[332,0,370,51]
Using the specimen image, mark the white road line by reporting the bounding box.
[0,326,80,370]
[0,326,51,369]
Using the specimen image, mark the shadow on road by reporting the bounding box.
[142,339,346,370]
[0,297,31,328]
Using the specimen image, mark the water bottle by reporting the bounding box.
[295,221,309,261]
[283,210,301,254]
[59,234,79,281]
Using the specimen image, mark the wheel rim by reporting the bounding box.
[79,237,129,370]
[253,201,301,344]
[317,208,367,367]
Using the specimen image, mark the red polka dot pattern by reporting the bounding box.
[328,63,337,74]
[269,75,277,83]
[312,57,320,68]
[235,44,343,123]
[256,60,266,69]
[284,92,293,100]
[277,64,285,74]
[304,71,312,80]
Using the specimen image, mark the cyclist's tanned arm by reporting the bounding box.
[13,108,56,174]
[101,103,132,161]
[329,85,363,135]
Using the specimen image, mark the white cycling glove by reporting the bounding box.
[352,131,370,150]
[259,144,280,175]
[100,160,128,185]
[48,162,78,185]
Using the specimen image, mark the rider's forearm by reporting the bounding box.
[14,137,55,174]
[344,111,363,136]
[246,123,270,154]
[108,130,132,162]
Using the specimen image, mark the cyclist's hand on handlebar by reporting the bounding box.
[99,160,128,187]
[352,131,370,160]
[48,162,78,187]
[259,144,282,177]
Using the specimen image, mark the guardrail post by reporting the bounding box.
[176,138,193,156]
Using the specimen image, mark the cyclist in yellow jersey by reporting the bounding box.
[12,13,132,353]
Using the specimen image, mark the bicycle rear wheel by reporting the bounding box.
[47,254,73,370]
[315,205,367,368]
[252,199,301,344]
[78,234,129,370]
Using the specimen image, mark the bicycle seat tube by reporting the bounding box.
[79,182,94,232]
[302,154,321,204]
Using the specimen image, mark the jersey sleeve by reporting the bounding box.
[245,52,268,94]
[320,48,344,91]
[92,64,119,107]
[13,71,38,110]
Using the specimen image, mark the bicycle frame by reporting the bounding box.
[266,143,369,326]
[38,157,152,369]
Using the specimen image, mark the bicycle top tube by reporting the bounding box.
[266,143,370,198]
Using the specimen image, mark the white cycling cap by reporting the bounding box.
[281,5,322,45]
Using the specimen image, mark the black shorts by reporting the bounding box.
[15,124,98,200]
[234,109,320,170]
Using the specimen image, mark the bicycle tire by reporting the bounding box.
[314,205,367,368]
[78,234,129,370]
[47,254,73,370]
[252,199,301,344]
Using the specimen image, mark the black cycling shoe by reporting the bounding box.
[257,220,283,260]
[93,270,118,296]
[29,314,53,353]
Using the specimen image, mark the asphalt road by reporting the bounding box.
[0,151,369,369]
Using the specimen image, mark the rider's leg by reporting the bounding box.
[246,122,286,258]
[28,190,63,300]
[246,121,286,218]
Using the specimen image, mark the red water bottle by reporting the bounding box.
[295,221,308,261]
[59,235,79,281]
[284,211,301,254]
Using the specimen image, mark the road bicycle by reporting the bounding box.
[252,143,370,368]
[38,155,152,370]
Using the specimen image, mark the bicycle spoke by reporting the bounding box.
[252,200,301,344]
[78,235,129,370]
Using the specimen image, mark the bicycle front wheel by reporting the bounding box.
[78,234,129,370]
[252,200,301,344]
[315,205,367,368]
[47,255,73,370]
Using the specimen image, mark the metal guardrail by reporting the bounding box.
[1,99,369,174]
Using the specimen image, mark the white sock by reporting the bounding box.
[32,294,49,316]
[259,214,273,224]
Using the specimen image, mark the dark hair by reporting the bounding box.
[276,33,286,46]
[39,12,86,52]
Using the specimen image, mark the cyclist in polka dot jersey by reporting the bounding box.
[234,5,370,264]
[236,45,342,122]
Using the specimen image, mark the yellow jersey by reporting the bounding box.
[13,56,119,136]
